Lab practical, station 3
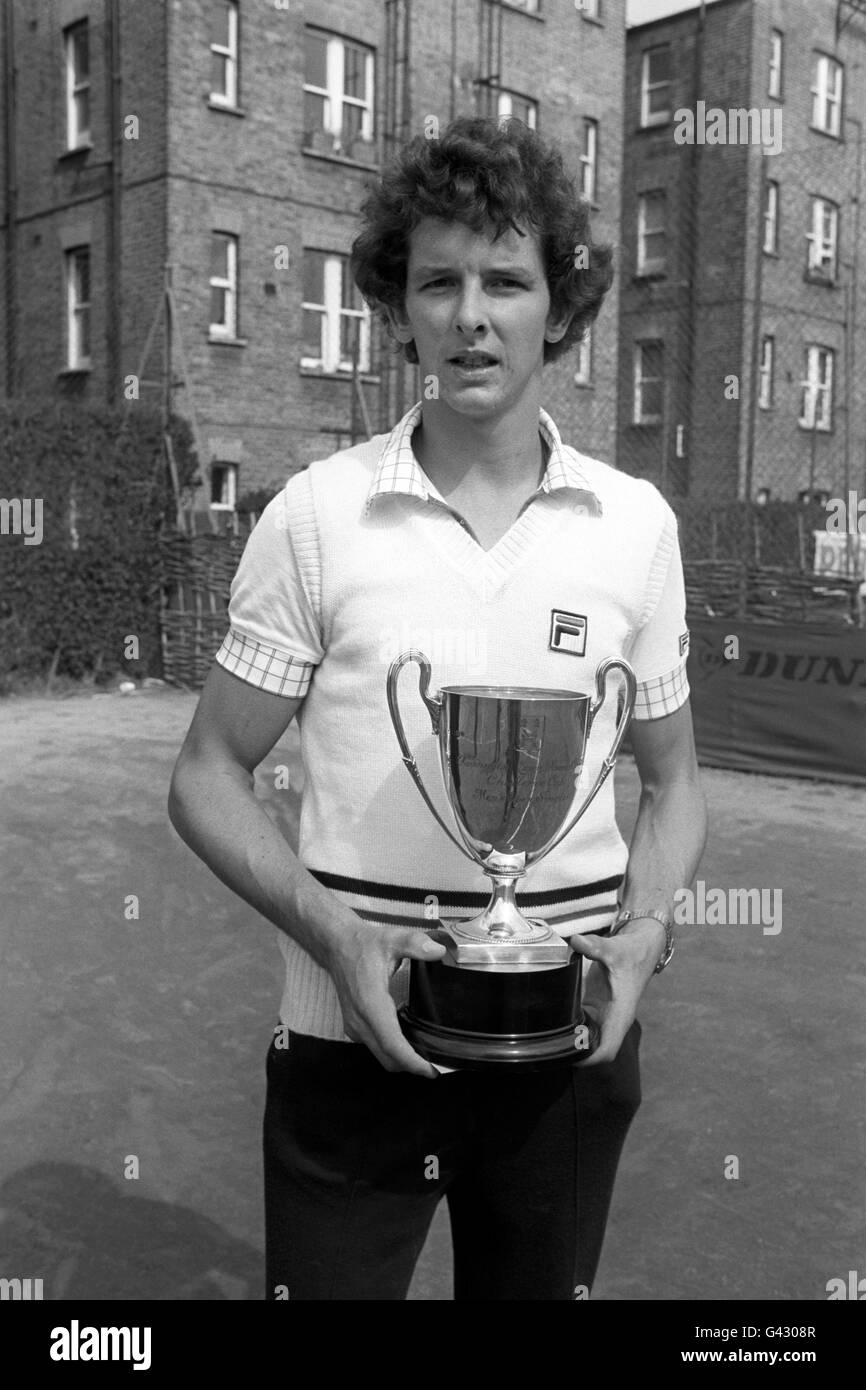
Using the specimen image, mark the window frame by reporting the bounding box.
[640,45,671,129]
[580,117,599,203]
[805,195,839,282]
[633,340,664,426]
[303,28,375,154]
[811,53,843,138]
[637,190,667,276]
[574,328,592,387]
[496,89,538,131]
[64,20,91,151]
[209,1,240,109]
[758,335,774,410]
[65,245,92,370]
[209,232,240,341]
[798,345,834,432]
[768,29,783,100]
[301,251,372,375]
[763,179,780,255]
[210,462,238,511]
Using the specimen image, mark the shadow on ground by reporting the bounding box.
[0,1162,261,1299]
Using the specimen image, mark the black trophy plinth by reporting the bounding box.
[399,933,600,1071]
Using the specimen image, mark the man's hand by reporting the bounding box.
[324,919,447,1077]
[569,918,667,1066]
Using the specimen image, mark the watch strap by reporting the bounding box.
[611,907,675,973]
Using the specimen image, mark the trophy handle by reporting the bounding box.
[526,656,637,867]
[386,650,477,863]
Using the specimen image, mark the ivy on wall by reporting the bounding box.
[0,402,199,691]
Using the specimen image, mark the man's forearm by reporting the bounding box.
[621,774,708,918]
[168,752,358,969]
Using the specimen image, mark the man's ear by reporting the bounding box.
[384,301,414,346]
[545,304,576,345]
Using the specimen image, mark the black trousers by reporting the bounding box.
[263,1021,642,1301]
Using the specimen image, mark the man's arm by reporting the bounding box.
[167,663,445,1076]
[570,699,708,1065]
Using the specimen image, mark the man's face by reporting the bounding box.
[393,217,570,419]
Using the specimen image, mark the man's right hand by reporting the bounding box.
[324,919,448,1077]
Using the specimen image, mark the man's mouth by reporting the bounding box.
[448,353,499,369]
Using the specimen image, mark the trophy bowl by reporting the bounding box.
[386,652,636,1070]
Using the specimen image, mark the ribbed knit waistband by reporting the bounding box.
[307,868,623,935]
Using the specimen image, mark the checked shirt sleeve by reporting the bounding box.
[628,511,691,721]
[215,472,324,699]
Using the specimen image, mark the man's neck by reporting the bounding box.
[413,399,547,499]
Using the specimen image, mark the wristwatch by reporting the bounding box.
[611,907,675,974]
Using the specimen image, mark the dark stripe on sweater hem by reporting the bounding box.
[307,868,623,907]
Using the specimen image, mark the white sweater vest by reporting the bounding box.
[225,432,681,1038]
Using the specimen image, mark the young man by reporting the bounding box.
[168,117,707,1301]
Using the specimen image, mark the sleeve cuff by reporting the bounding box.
[214,628,315,698]
[632,660,690,721]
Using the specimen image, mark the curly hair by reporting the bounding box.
[350,115,614,366]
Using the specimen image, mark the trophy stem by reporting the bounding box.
[444,872,571,964]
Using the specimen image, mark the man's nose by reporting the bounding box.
[452,284,488,335]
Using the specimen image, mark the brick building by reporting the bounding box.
[619,0,866,503]
[0,0,625,509]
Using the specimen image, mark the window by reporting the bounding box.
[210,1,239,107]
[574,329,592,386]
[304,30,374,154]
[634,342,664,425]
[578,0,601,16]
[497,91,538,130]
[580,118,598,202]
[209,233,239,339]
[302,251,372,374]
[65,246,91,369]
[806,197,838,280]
[811,54,843,137]
[768,30,783,99]
[799,346,834,431]
[637,191,666,275]
[758,336,774,409]
[211,462,238,510]
[64,21,90,149]
[640,46,671,128]
[505,0,540,11]
[763,179,779,254]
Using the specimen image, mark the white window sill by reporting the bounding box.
[302,146,379,171]
[299,367,380,382]
[59,141,94,160]
[207,98,246,116]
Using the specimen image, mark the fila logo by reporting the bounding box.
[679,630,690,656]
[549,610,587,657]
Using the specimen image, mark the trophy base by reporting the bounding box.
[399,948,600,1072]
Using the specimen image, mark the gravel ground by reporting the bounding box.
[0,686,862,1300]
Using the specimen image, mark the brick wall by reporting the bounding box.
[620,0,866,503]
[2,0,625,501]
[0,1,168,411]
[162,0,626,496]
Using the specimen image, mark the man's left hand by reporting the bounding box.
[569,918,667,1066]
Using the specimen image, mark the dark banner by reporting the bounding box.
[686,619,866,785]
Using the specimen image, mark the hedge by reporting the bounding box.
[0,402,199,691]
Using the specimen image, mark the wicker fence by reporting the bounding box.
[159,517,254,688]
[157,501,863,690]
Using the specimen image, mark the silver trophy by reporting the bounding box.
[386,651,636,1068]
